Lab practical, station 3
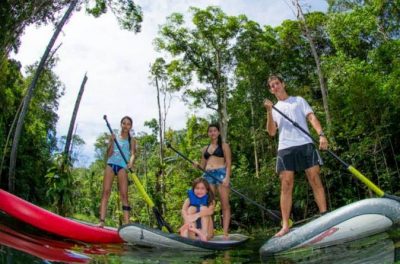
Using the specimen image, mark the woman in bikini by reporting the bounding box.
[198,123,232,239]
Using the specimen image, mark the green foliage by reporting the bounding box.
[0,0,143,58]
[85,0,143,32]
[45,154,74,216]
[0,57,63,203]
[64,4,400,230]
[3,3,400,232]
[0,0,72,56]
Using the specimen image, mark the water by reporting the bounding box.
[0,212,399,264]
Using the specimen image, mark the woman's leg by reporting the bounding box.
[217,184,231,238]
[99,166,114,227]
[118,169,130,224]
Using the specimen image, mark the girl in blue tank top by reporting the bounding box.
[179,178,215,241]
[98,116,136,227]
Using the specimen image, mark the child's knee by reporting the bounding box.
[188,206,197,214]
[200,206,207,212]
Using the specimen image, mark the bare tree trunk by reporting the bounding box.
[162,80,171,143]
[1,43,61,184]
[378,135,392,193]
[64,72,88,157]
[221,84,229,141]
[249,99,259,178]
[292,0,331,130]
[388,137,400,180]
[0,100,23,183]
[215,50,228,142]
[155,76,165,214]
[8,0,78,192]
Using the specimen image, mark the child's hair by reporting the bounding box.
[267,74,284,87]
[120,116,133,151]
[208,123,222,146]
[192,177,215,205]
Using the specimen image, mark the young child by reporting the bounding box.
[98,116,136,227]
[180,177,215,241]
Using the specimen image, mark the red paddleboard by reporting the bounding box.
[0,189,123,243]
[0,225,90,263]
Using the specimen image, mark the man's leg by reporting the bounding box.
[305,165,327,213]
[275,170,294,237]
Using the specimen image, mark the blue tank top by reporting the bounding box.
[188,189,208,208]
[107,135,130,168]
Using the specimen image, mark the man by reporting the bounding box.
[264,74,328,237]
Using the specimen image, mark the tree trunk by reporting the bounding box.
[1,43,61,185]
[0,100,23,183]
[221,84,229,141]
[215,50,228,142]
[249,99,259,178]
[8,0,78,192]
[155,76,165,214]
[292,0,331,130]
[64,72,88,157]
[388,137,400,181]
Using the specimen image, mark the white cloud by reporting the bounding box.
[11,0,327,167]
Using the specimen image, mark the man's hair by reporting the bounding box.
[267,74,284,86]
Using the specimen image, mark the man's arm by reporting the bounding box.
[264,99,277,136]
[307,113,328,150]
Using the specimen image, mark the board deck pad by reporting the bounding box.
[119,223,249,251]
[260,198,400,256]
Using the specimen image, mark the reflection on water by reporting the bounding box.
[262,231,398,264]
[0,211,399,264]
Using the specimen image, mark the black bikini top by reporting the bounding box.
[203,144,224,160]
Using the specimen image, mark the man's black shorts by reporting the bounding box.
[276,143,323,173]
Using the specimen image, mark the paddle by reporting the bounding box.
[103,115,174,232]
[165,142,284,224]
[271,106,400,203]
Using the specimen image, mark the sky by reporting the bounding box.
[11,0,328,167]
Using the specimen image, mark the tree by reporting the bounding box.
[0,57,64,199]
[0,0,143,59]
[8,0,79,193]
[292,0,331,129]
[149,57,173,214]
[64,72,88,158]
[155,6,245,141]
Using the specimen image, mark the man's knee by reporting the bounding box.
[280,177,294,192]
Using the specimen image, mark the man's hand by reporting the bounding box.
[319,136,328,150]
[264,99,273,111]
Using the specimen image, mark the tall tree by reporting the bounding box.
[64,72,88,158]
[155,6,245,141]
[8,0,79,192]
[0,0,71,60]
[149,58,173,214]
[0,0,143,60]
[292,0,331,129]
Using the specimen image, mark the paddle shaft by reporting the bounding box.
[103,115,173,232]
[271,105,399,201]
[166,143,282,223]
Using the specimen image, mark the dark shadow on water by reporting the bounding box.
[0,210,399,263]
